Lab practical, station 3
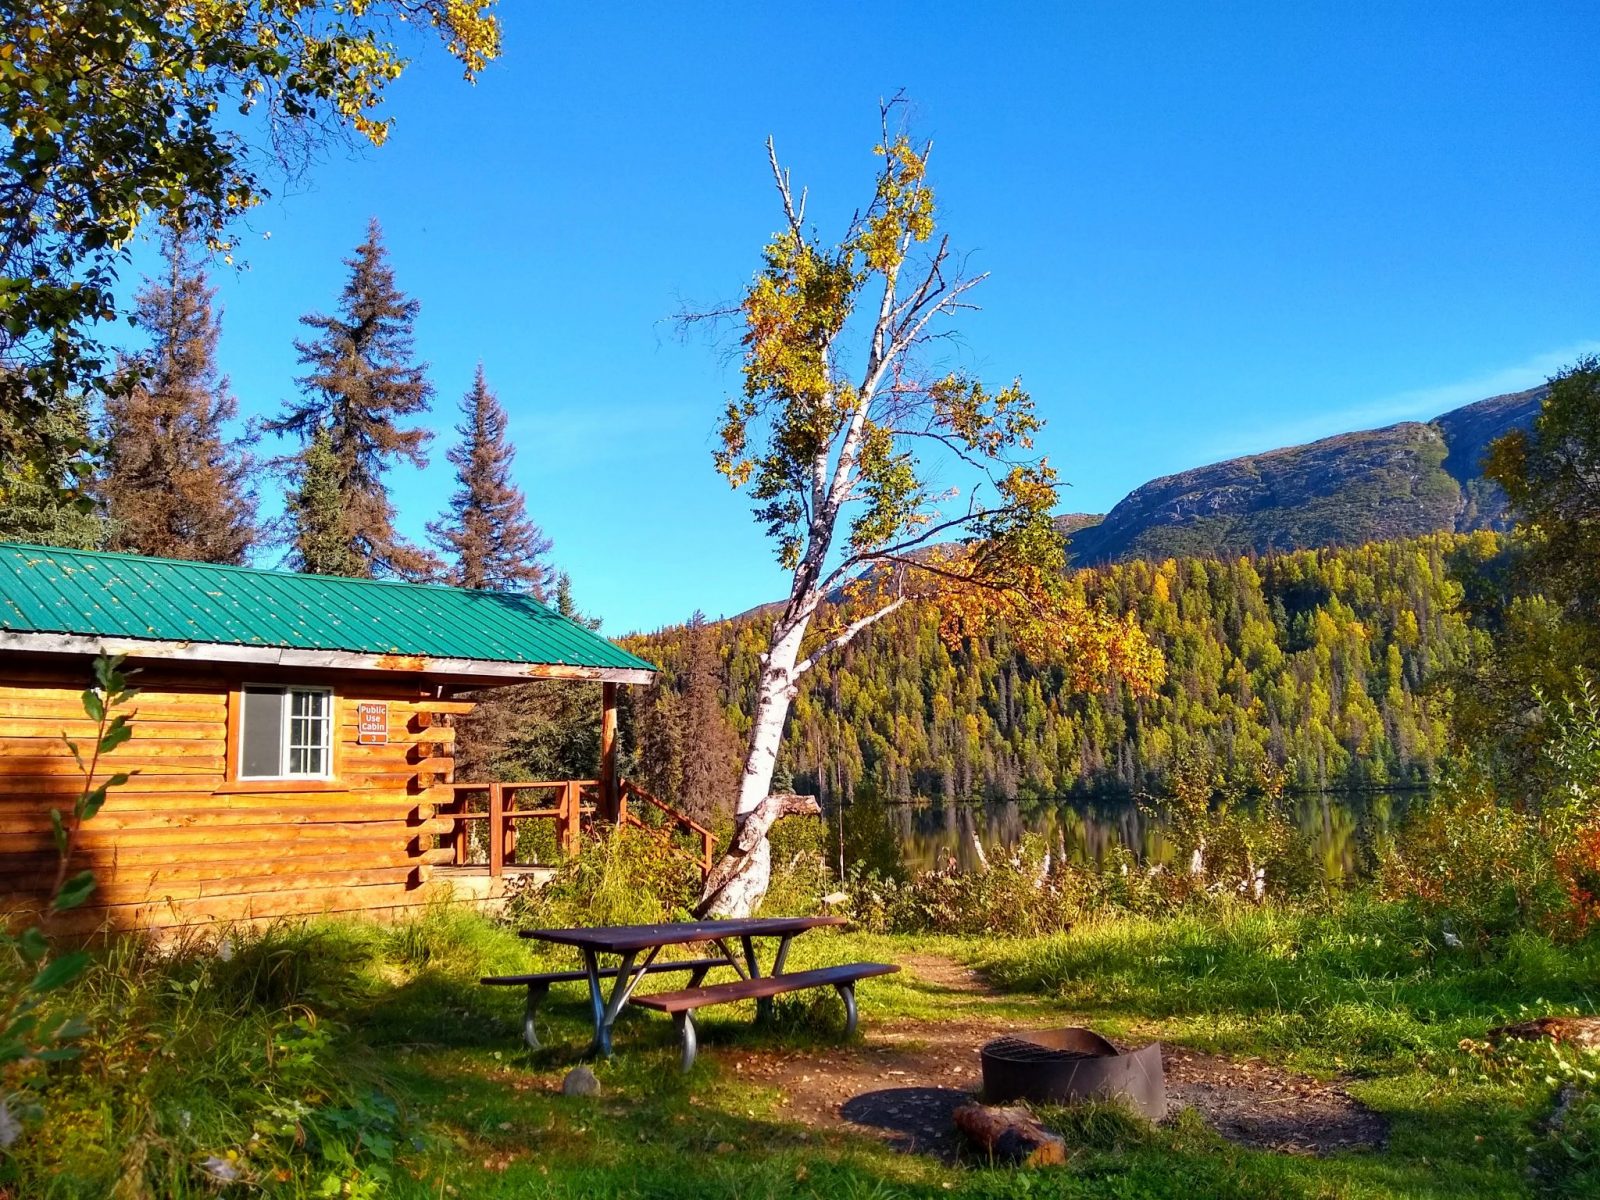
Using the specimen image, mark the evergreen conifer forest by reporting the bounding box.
[628,532,1498,810]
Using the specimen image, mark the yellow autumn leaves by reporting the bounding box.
[713,120,1165,696]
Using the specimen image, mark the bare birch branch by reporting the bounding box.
[793,597,908,678]
[767,137,805,237]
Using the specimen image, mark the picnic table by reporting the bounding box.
[493,916,897,1069]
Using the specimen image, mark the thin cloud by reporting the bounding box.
[1200,341,1600,463]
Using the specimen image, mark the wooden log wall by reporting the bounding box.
[0,656,474,933]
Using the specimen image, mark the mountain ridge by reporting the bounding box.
[1064,384,1547,564]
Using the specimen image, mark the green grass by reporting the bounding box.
[4,900,1599,1198]
[976,899,1600,1070]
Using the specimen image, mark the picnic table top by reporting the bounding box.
[519,915,846,953]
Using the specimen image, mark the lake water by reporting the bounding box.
[877,791,1422,882]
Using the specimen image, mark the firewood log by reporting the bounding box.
[953,1103,1067,1167]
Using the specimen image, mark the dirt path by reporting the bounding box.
[731,953,1385,1161]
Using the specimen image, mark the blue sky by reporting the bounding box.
[115,1,1600,634]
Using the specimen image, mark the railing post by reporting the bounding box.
[599,682,619,822]
[489,782,504,878]
[452,791,468,866]
[561,780,580,859]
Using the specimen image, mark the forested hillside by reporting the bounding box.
[628,533,1499,805]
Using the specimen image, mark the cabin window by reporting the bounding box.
[239,686,334,779]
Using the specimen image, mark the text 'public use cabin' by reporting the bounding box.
[0,543,713,934]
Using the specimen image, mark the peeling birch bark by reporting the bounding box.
[696,792,822,917]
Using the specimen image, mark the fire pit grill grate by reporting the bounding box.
[980,1036,1101,1064]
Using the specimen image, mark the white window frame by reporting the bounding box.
[238,684,336,781]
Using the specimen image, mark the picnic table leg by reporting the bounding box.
[834,982,859,1037]
[712,938,747,980]
[741,935,775,1023]
[772,935,795,976]
[584,949,646,1058]
[674,1012,698,1072]
[523,981,550,1050]
[582,949,610,1056]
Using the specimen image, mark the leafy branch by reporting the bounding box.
[0,654,137,1150]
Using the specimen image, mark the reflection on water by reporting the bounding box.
[882,791,1420,882]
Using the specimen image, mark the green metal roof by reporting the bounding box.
[0,543,654,677]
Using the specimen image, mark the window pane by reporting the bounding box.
[241,688,284,778]
[286,688,331,777]
[291,689,325,720]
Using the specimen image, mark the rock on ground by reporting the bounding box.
[562,1066,601,1097]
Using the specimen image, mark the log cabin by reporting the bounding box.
[0,542,662,933]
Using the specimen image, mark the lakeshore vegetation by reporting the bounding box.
[2,853,1598,1197]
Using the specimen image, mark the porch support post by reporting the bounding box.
[488,782,504,878]
[599,681,619,822]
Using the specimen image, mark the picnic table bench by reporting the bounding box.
[632,961,899,1070]
[492,916,899,1069]
[480,958,731,1049]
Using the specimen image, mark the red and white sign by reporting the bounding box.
[357,702,389,745]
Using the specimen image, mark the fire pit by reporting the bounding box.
[980,1028,1165,1120]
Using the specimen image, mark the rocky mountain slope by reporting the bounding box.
[1065,385,1546,564]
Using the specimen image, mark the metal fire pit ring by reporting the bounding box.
[980,1027,1165,1120]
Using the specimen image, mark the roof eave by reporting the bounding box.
[0,630,656,686]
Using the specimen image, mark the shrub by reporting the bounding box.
[1142,748,1322,906]
[3,921,418,1196]
[831,787,1322,936]
[1383,681,1600,940]
[2,655,136,1155]
[1379,778,1560,939]
[503,824,701,933]
[1555,826,1600,933]
[840,835,1162,936]
[762,814,832,916]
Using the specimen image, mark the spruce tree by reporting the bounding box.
[628,613,740,820]
[634,681,686,807]
[0,389,108,549]
[284,426,360,576]
[453,573,605,784]
[554,573,593,625]
[100,226,256,563]
[678,613,741,821]
[428,365,552,594]
[269,219,437,579]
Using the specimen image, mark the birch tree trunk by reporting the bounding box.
[699,600,813,916]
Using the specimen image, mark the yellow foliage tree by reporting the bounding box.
[692,99,1163,916]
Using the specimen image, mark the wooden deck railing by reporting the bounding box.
[618,779,715,880]
[436,778,713,880]
[436,779,598,875]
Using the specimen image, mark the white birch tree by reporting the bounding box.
[693,102,1162,916]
